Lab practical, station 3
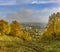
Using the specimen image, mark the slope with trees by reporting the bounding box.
[42,12,60,40]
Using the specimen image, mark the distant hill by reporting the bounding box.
[21,22,47,30]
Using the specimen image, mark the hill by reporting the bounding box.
[0,12,60,52]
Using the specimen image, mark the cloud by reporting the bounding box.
[32,0,60,4]
[5,6,60,23]
[50,7,60,13]
[15,0,60,4]
[6,9,49,23]
[0,0,17,5]
[0,0,59,23]
[44,7,60,15]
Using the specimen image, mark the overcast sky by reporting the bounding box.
[0,0,60,23]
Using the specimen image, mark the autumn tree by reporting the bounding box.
[10,21,22,37]
[42,12,60,40]
[0,20,11,35]
[10,20,32,41]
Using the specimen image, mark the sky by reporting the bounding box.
[0,0,60,23]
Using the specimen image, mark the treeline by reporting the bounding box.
[42,12,60,41]
[0,20,31,41]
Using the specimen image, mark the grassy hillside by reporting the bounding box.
[0,12,60,52]
[0,35,60,52]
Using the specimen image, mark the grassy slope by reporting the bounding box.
[0,35,60,52]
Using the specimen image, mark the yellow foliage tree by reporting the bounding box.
[22,32,32,41]
[10,21,21,37]
[0,20,11,35]
[10,20,32,41]
[42,12,60,40]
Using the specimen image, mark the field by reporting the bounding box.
[0,35,60,52]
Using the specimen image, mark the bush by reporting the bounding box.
[22,32,32,41]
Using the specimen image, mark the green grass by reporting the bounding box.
[0,35,60,52]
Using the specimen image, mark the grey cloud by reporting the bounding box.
[6,6,60,23]
[6,9,49,23]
